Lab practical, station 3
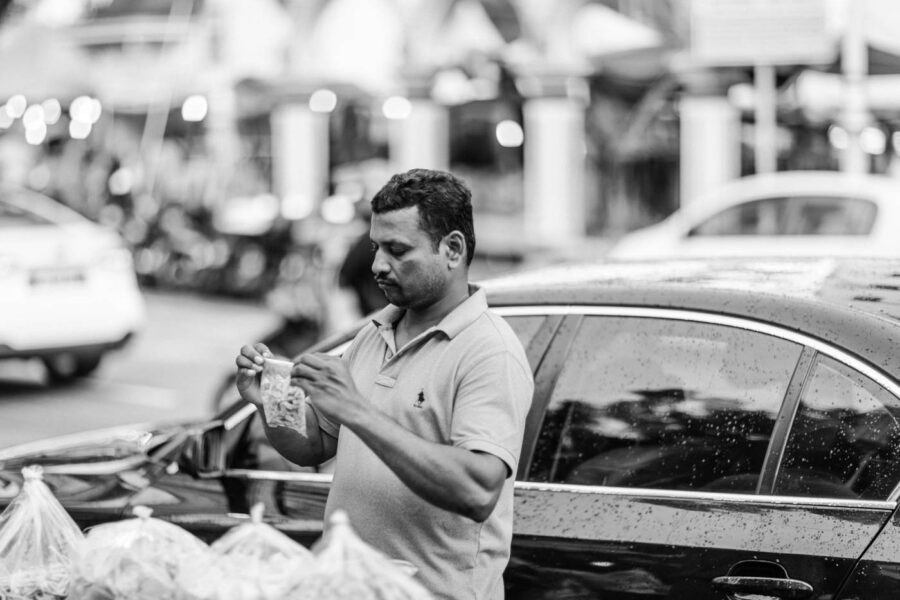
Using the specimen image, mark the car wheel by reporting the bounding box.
[43,352,103,384]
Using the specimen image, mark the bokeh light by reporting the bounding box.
[495,120,524,148]
[25,122,47,145]
[181,95,208,122]
[22,105,45,129]
[309,89,337,113]
[70,96,102,124]
[41,99,61,125]
[69,119,91,140]
[382,96,412,120]
[6,95,26,119]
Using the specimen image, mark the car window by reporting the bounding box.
[688,196,877,237]
[0,200,54,227]
[504,314,546,355]
[1,188,84,225]
[774,355,900,500]
[527,316,802,493]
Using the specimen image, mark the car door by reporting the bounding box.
[506,308,900,600]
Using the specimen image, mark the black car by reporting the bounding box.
[4,257,900,599]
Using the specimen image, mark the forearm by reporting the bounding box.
[344,399,504,521]
[258,405,333,467]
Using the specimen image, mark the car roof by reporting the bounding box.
[480,257,900,380]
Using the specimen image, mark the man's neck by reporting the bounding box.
[395,282,470,347]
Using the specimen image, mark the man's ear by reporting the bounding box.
[443,231,466,267]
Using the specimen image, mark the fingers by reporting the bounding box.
[236,343,274,377]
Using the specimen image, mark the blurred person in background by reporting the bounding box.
[235,168,534,600]
[337,199,388,317]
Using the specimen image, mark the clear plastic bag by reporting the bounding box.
[287,510,433,600]
[68,505,211,600]
[0,465,84,600]
[178,502,313,600]
[260,357,308,435]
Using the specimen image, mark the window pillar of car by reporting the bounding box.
[175,421,228,479]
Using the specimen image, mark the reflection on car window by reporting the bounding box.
[528,317,801,493]
[774,356,900,500]
[688,196,877,237]
[504,315,545,358]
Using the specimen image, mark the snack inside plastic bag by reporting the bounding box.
[0,465,84,600]
[178,502,313,600]
[69,505,211,600]
[260,356,308,435]
[288,510,433,600]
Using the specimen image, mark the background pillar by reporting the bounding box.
[271,99,329,219]
[679,94,740,206]
[522,89,587,245]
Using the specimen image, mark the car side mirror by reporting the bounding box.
[177,421,226,479]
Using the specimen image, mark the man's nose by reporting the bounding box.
[371,250,389,276]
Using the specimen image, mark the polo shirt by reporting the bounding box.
[318,286,534,600]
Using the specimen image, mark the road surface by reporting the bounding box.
[0,290,282,449]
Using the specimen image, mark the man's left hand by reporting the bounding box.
[292,353,366,426]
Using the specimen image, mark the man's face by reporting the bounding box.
[370,206,450,310]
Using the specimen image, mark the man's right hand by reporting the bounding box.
[235,342,273,406]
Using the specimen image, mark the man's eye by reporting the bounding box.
[389,246,407,257]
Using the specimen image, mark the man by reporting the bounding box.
[235,168,534,599]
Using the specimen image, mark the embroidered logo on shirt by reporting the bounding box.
[413,390,425,409]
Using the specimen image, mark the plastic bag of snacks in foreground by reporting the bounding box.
[68,505,211,600]
[0,465,85,600]
[178,502,314,600]
[287,510,433,600]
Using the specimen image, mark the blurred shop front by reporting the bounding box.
[14,0,900,314]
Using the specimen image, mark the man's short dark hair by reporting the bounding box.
[371,168,476,265]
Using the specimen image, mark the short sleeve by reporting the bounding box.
[450,350,534,476]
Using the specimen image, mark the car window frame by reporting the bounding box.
[512,306,900,507]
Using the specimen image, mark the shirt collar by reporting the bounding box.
[372,284,487,340]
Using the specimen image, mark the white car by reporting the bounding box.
[0,185,145,382]
[607,171,900,260]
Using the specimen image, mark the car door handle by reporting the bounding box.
[712,575,814,600]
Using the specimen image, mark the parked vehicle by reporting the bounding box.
[0,184,145,382]
[4,256,900,599]
[608,171,900,260]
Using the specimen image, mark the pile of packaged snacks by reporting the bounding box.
[178,503,313,600]
[0,466,84,600]
[68,506,210,600]
[288,510,433,600]
[0,466,433,600]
